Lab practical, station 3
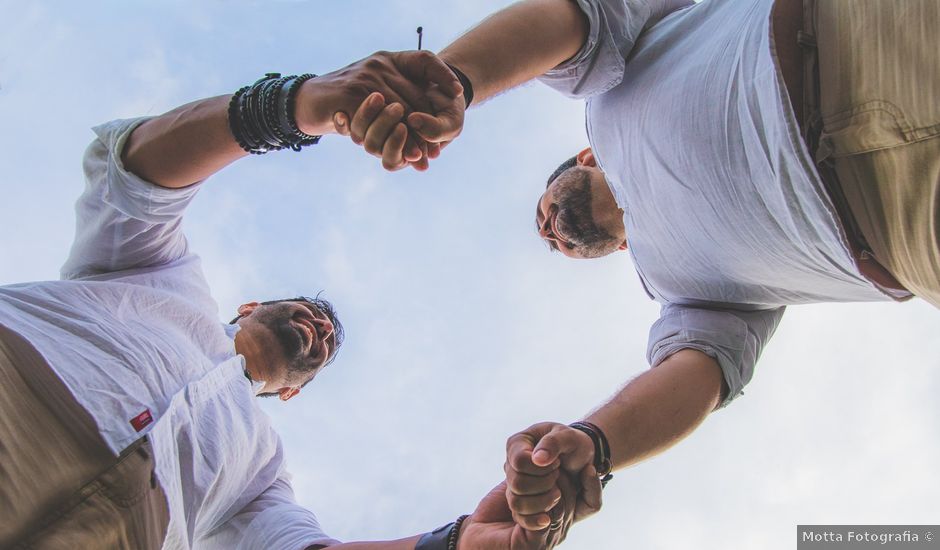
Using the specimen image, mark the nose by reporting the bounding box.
[313,317,334,340]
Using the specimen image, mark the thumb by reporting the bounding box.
[533,426,594,472]
[407,109,462,143]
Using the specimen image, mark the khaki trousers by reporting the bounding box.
[807,0,940,307]
[0,326,168,549]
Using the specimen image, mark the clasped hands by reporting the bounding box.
[293,50,466,172]
[445,421,603,549]
[297,50,605,548]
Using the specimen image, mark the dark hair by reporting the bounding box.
[230,293,345,369]
[547,156,578,189]
[538,156,620,258]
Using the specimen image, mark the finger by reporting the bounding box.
[407,108,462,144]
[514,511,552,532]
[403,134,424,163]
[507,488,562,517]
[532,426,594,472]
[505,465,560,496]
[426,141,441,160]
[381,123,409,171]
[408,155,429,172]
[363,103,405,156]
[507,445,559,477]
[333,112,351,136]
[349,92,387,145]
[577,465,603,518]
[394,50,463,98]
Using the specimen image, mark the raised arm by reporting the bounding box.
[504,304,785,530]
[437,0,589,106]
[504,349,723,530]
[122,51,461,188]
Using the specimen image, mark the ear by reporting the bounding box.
[237,301,261,317]
[278,387,300,402]
[576,147,596,167]
[618,240,628,251]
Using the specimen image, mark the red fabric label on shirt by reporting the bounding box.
[130,409,153,432]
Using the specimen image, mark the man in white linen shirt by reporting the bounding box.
[343,0,940,537]
[0,51,584,550]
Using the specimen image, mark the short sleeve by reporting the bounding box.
[60,117,204,279]
[537,0,654,98]
[647,303,785,408]
[202,475,340,550]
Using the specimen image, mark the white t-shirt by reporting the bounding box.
[0,118,338,550]
[539,0,892,405]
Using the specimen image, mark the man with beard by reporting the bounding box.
[0,51,586,549]
[344,0,939,538]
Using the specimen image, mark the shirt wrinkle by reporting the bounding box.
[555,0,889,406]
[0,117,337,549]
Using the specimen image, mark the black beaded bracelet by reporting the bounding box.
[569,421,614,488]
[228,73,322,154]
[415,514,469,550]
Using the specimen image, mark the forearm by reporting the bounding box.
[312,536,421,550]
[586,349,725,469]
[122,95,246,189]
[438,0,589,104]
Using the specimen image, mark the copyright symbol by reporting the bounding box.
[927,531,934,542]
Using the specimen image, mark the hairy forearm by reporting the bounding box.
[439,0,589,104]
[121,95,246,189]
[586,349,725,469]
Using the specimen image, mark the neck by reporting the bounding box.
[233,328,267,382]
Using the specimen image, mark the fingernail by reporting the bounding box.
[537,516,550,529]
[533,449,550,463]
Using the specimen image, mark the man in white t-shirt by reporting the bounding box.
[345,0,939,537]
[0,51,584,550]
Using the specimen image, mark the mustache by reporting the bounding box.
[271,316,304,361]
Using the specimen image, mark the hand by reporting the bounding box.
[459,478,577,550]
[505,423,603,531]
[292,50,464,169]
[332,57,467,171]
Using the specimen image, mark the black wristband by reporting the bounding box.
[415,514,469,550]
[416,521,454,550]
[445,63,474,108]
[569,421,614,488]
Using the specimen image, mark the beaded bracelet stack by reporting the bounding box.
[227,73,321,154]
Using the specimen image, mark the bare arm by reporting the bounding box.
[586,349,724,468]
[121,51,462,188]
[505,349,724,529]
[438,0,589,105]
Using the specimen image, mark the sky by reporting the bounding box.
[1,1,938,549]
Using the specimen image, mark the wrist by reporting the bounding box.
[294,79,337,137]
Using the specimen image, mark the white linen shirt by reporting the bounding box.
[0,118,338,550]
[539,0,893,405]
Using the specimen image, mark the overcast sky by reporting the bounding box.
[1,1,938,549]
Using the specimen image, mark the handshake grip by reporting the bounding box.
[289,50,469,172]
[504,422,606,534]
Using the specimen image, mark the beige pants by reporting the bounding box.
[809,0,940,307]
[0,326,169,549]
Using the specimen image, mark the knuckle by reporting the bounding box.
[509,451,532,472]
